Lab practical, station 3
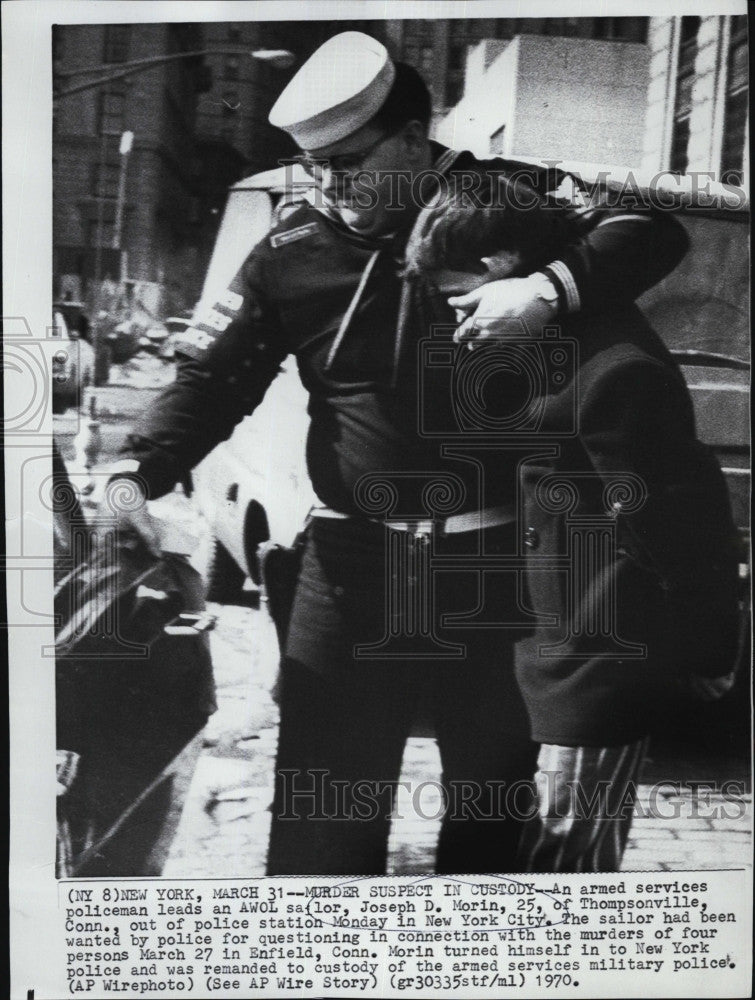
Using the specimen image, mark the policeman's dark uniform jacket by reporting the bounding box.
[117,137,690,875]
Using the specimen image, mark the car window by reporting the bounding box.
[199,189,273,309]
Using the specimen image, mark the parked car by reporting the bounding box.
[633,178,750,547]
[51,300,95,413]
[193,163,750,629]
[192,166,316,602]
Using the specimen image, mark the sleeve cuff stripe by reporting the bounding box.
[548,260,581,313]
[596,214,653,226]
[433,148,459,175]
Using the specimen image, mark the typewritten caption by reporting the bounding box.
[58,873,750,997]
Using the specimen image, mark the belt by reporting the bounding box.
[309,503,516,536]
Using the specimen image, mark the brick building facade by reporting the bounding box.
[52,20,388,318]
[53,22,212,316]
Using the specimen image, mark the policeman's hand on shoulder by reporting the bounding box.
[93,475,162,559]
[449,273,559,346]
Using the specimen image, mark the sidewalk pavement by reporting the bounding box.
[163,602,752,878]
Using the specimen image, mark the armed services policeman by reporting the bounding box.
[106,33,688,874]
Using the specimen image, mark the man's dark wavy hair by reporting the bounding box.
[403,174,569,278]
[372,61,432,132]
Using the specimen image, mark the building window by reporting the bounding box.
[619,17,648,43]
[489,125,506,155]
[669,116,691,175]
[103,24,130,63]
[556,18,581,38]
[420,46,433,73]
[87,220,115,248]
[99,88,126,136]
[496,18,517,38]
[403,43,418,64]
[669,16,700,174]
[92,162,120,199]
[594,17,648,42]
[721,15,748,186]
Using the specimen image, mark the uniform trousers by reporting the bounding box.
[266,516,538,876]
[516,738,649,872]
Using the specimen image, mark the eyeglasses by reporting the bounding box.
[293,129,398,177]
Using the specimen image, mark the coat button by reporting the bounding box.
[524,527,539,549]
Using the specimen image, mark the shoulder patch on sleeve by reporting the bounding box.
[270,221,319,248]
[173,326,217,358]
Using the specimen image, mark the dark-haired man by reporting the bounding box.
[108,32,689,875]
[403,181,740,871]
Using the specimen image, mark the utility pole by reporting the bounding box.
[113,130,134,284]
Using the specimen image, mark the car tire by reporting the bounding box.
[205,537,247,604]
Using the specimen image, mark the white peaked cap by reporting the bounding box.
[268,32,396,151]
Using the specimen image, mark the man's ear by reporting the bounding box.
[402,119,429,159]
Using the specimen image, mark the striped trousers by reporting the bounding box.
[517,738,649,873]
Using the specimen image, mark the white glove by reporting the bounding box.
[448,272,560,345]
